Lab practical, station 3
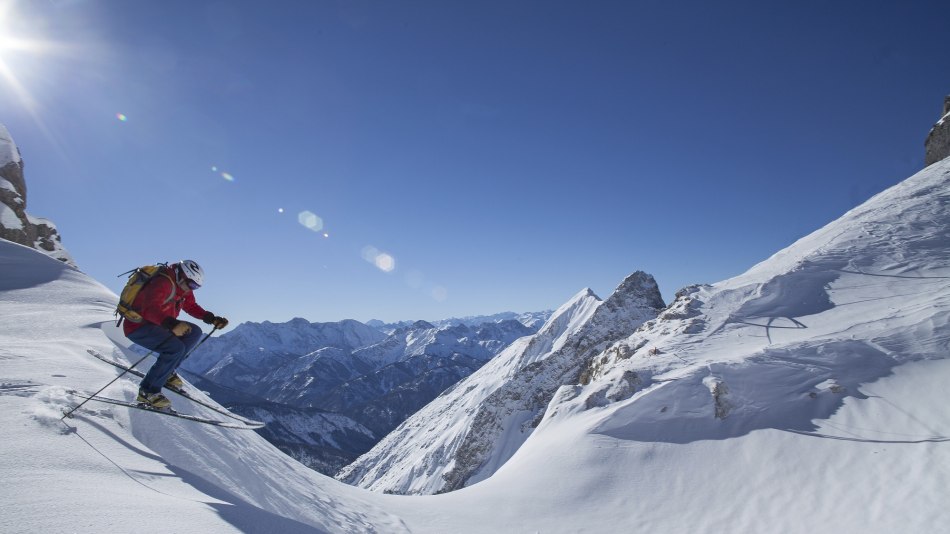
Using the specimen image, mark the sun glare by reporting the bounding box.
[0,2,71,112]
[0,10,40,109]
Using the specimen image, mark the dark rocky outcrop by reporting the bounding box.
[0,124,75,267]
[924,95,950,166]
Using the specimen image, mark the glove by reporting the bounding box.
[171,321,192,337]
[203,312,229,329]
[162,317,192,337]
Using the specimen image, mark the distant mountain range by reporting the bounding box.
[182,312,550,473]
[366,311,550,333]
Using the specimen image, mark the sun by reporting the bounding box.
[0,1,60,110]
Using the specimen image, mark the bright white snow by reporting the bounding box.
[2,158,949,533]
[1,202,23,230]
[0,123,21,167]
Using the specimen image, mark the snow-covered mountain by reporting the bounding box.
[0,123,75,267]
[231,402,377,475]
[316,319,537,435]
[551,155,950,445]
[182,315,538,473]
[184,317,387,378]
[2,158,949,533]
[338,272,665,494]
[366,310,551,334]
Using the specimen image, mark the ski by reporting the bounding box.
[86,349,264,428]
[64,390,263,429]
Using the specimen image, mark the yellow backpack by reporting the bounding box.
[115,263,176,326]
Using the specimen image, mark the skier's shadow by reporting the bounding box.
[70,418,330,533]
[164,464,333,534]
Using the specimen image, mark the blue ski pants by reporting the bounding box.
[127,322,203,394]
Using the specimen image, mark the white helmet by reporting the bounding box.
[177,259,204,288]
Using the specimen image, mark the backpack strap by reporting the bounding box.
[157,266,178,307]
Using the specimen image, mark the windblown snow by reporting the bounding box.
[1,158,949,533]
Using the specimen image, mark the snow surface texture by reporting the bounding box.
[2,159,950,533]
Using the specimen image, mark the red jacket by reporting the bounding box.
[123,267,209,335]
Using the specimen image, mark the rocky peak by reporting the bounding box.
[925,94,950,166]
[603,271,666,314]
[412,320,436,330]
[0,124,76,267]
[575,271,665,346]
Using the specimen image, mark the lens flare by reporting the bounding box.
[375,253,395,272]
[278,208,284,213]
[221,172,234,182]
[361,246,379,263]
[115,113,127,122]
[298,210,324,232]
[361,245,396,273]
[431,286,448,302]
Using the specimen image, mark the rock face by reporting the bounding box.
[925,95,950,166]
[0,124,75,267]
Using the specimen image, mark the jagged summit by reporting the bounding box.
[409,319,436,331]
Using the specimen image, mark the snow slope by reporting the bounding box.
[0,240,408,533]
[2,158,949,533]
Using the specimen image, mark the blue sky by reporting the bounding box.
[2,0,949,326]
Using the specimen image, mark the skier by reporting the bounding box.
[123,260,228,408]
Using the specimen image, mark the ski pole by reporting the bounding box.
[61,347,159,420]
[185,326,218,359]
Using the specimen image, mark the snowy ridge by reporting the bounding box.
[339,273,665,494]
[546,158,950,445]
